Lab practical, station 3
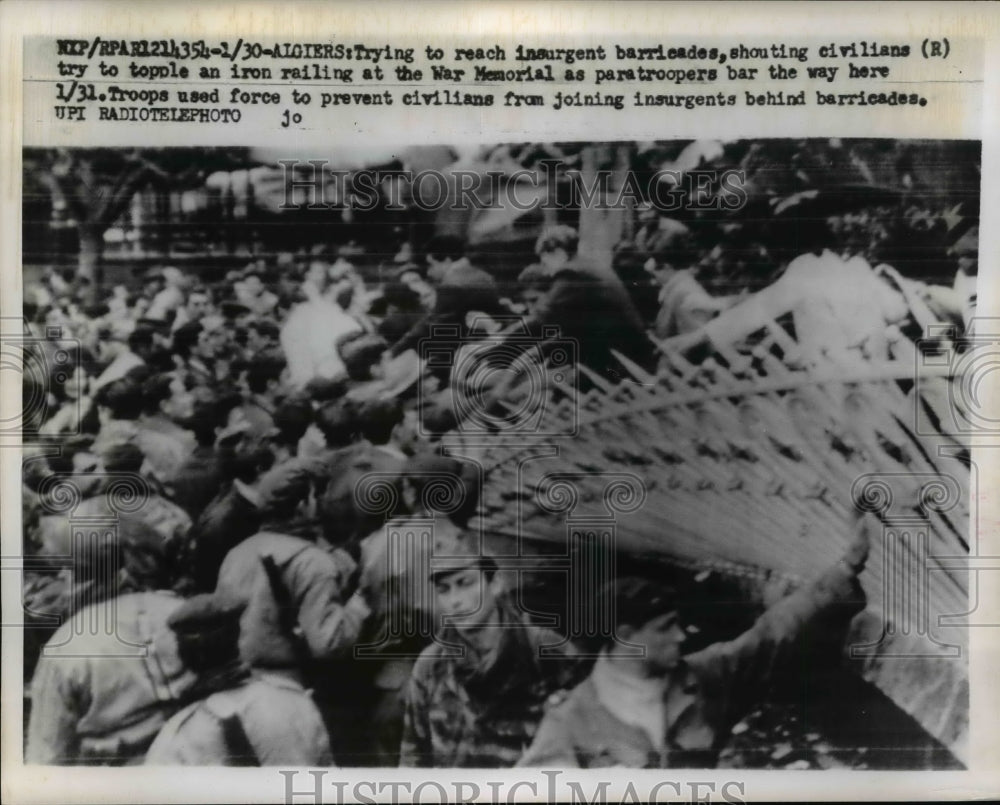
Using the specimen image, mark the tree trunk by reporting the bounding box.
[577,144,631,274]
[77,225,103,306]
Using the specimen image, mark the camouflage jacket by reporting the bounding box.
[399,605,588,768]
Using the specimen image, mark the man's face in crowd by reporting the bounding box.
[195,326,227,359]
[623,610,687,674]
[522,287,546,318]
[63,365,89,401]
[434,567,500,635]
[245,328,272,354]
[187,292,212,320]
[161,375,195,422]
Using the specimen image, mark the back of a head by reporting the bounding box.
[127,326,156,357]
[338,332,388,382]
[245,350,287,394]
[168,593,246,673]
[182,395,233,447]
[357,397,404,445]
[256,459,315,522]
[95,378,145,421]
[271,396,314,448]
[172,321,203,358]
[225,442,276,485]
[315,398,359,449]
[403,452,481,526]
[73,521,175,598]
[100,442,146,474]
[140,373,174,416]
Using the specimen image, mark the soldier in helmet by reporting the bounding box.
[145,593,333,766]
[399,530,586,768]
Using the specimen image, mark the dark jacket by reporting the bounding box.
[188,484,261,592]
[389,261,501,366]
[528,259,657,383]
[171,446,225,521]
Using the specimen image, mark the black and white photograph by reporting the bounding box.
[16,138,978,771]
[2,3,998,803]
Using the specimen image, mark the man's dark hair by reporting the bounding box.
[223,443,275,485]
[94,378,145,421]
[357,397,403,445]
[171,322,203,359]
[596,576,679,643]
[248,318,281,340]
[127,326,156,357]
[424,235,465,264]
[183,395,229,447]
[338,332,388,382]
[140,373,174,415]
[271,396,313,449]
[100,442,145,474]
[245,351,287,395]
[47,434,96,474]
[315,399,359,449]
[169,594,246,673]
[303,375,348,403]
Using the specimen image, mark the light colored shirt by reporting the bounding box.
[590,652,668,749]
[280,297,361,387]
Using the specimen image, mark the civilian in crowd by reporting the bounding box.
[145,594,333,766]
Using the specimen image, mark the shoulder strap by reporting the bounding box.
[217,710,261,766]
[259,554,311,667]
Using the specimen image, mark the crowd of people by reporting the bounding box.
[19,201,975,767]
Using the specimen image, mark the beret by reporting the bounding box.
[429,523,497,581]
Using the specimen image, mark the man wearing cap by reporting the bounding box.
[518,513,872,768]
[399,530,586,768]
[145,594,333,766]
[213,459,370,678]
[349,454,481,765]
